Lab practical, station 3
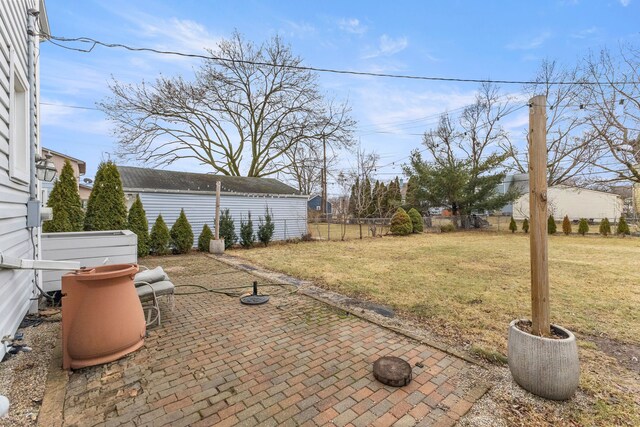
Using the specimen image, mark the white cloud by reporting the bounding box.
[570,26,599,39]
[338,18,367,34]
[136,17,220,53]
[281,19,317,38]
[506,31,551,50]
[619,0,630,6]
[362,34,408,59]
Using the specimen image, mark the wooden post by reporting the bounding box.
[529,95,550,337]
[214,181,221,240]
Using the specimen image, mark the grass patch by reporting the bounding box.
[469,345,508,365]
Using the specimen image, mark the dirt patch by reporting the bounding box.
[0,314,59,426]
[586,334,640,374]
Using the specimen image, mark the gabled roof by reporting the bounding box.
[117,166,303,196]
[42,147,86,175]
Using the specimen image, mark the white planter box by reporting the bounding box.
[41,230,137,292]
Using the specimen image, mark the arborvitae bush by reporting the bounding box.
[170,209,194,254]
[219,209,237,249]
[547,215,557,235]
[43,159,84,232]
[257,209,275,247]
[407,208,423,233]
[562,215,572,236]
[240,212,255,248]
[149,214,170,255]
[43,208,72,233]
[578,218,589,236]
[509,216,517,233]
[390,208,413,235]
[599,218,611,236]
[127,195,149,257]
[617,216,630,235]
[84,162,127,231]
[198,224,213,252]
[522,218,529,233]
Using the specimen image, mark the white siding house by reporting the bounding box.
[0,0,49,360]
[118,166,309,244]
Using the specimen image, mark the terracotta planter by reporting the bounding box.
[62,264,146,369]
[508,319,580,400]
[209,238,225,254]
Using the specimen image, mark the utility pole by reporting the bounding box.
[321,136,327,216]
[529,95,550,337]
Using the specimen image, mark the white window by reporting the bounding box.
[9,47,30,184]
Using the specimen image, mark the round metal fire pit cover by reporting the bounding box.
[240,295,270,305]
[373,356,412,387]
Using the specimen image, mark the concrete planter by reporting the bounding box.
[209,239,225,254]
[508,319,580,400]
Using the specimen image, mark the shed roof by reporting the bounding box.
[118,166,303,196]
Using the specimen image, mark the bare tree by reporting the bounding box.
[100,32,354,177]
[583,45,640,183]
[503,60,602,186]
[346,148,379,239]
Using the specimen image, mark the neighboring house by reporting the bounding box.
[0,1,49,360]
[118,166,309,243]
[78,182,92,205]
[307,195,332,215]
[499,174,624,221]
[40,147,87,205]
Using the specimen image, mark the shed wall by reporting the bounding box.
[137,192,308,244]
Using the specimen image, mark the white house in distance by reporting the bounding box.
[500,173,624,221]
[0,0,49,360]
[117,166,309,244]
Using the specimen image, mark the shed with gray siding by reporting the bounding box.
[118,166,309,244]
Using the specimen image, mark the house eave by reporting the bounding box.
[123,187,309,199]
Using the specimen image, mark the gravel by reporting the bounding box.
[0,313,60,427]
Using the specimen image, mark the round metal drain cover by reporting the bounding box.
[373,356,412,387]
[240,294,270,305]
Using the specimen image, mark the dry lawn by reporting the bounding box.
[235,231,640,425]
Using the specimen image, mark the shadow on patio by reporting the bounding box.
[54,253,487,427]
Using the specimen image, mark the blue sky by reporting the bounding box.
[40,0,639,193]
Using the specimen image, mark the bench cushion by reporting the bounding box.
[135,267,168,284]
[136,280,175,298]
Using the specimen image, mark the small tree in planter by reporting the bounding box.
[522,218,529,233]
[547,214,557,235]
[240,212,255,248]
[599,218,611,236]
[170,209,194,254]
[578,218,589,236]
[390,208,412,235]
[257,208,275,247]
[617,216,630,236]
[562,215,571,236]
[219,209,237,249]
[509,216,517,233]
[198,224,213,251]
[508,95,579,401]
[127,195,149,257]
[149,214,170,255]
[407,208,423,233]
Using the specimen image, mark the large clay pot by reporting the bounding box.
[209,238,225,254]
[508,319,580,400]
[62,264,145,369]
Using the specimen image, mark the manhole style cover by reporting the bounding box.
[373,356,412,387]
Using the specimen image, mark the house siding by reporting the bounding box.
[136,192,308,244]
[0,0,42,360]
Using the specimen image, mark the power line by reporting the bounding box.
[41,102,100,111]
[41,33,640,86]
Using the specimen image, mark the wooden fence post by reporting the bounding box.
[215,181,221,240]
[529,95,550,337]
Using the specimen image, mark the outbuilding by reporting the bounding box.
[118,166,308,244]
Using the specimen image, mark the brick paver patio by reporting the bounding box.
[61,254,487,427]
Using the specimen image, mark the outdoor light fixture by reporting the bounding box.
[35,153,57,182]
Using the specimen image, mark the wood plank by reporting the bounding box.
[529,95,550,337]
